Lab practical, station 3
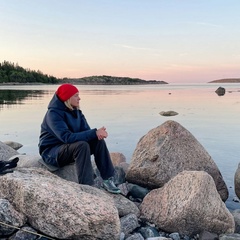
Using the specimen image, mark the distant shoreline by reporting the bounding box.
[0,75,168,85]
[0,82,167,86]
[1,78,240,86]
[60,75,168,85]
[209,78,240,83]
[0,82,46,85]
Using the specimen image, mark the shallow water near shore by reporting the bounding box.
[1,83,240,210]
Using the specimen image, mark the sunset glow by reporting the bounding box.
[1,0,240,83]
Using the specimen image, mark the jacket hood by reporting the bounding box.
[48,94,66,110]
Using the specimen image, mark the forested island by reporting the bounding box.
[209,78,240,83]
[0,61,167,85]
[61,76,167,85]
[0,61,58,84]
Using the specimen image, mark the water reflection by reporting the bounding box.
[0,90,44,108]
[80,89,138,95]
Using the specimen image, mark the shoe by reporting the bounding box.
[102,177,121,194]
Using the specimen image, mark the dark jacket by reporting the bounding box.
[38,94,97,166]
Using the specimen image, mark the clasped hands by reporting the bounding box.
[96,126,108,140]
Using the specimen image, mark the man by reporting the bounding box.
[38,83,120,194]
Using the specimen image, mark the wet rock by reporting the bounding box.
[125,232,144,240]
[8,225,38,240]
[139,225,160,239]
[231,209,240,233]
[127,183,150,201]
[120,213,139,237]
[219,233,240,240]
[215,87,225,96]
[159,111,178,116]
[199,230,219,240]
[0,199,27,236]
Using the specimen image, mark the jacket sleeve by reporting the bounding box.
[45,110,97,143]
[79,112,91,131]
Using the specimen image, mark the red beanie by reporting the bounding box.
[56,84,79,102]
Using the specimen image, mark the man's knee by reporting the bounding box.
[97,139,107,147]
[73,141,90,154]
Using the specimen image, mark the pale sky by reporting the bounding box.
[1,0,240,83]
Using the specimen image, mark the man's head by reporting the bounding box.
[56,84,80,109]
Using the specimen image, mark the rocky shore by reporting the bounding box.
[1,120,240,240]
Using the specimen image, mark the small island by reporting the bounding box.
[61,75,168,85]
[209,78,240,83]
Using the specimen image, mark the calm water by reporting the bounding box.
[1,83,240,208]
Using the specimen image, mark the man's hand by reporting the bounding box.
[96,126,108,140]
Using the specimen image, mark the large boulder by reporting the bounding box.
[14,154,42,168]
[0,141,19,161]
[15,154,79,182]
[140,171,235,236]
[234,163,240,199]
[15,153,127,184]
[3,141,23,150]
[0,168,120,240]
[110,152,127,166]
[126,120,228,201]
[14,154,138,219]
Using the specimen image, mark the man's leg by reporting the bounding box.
[88,139,115,180]
[57,141,94,185]
[88,139,121,194]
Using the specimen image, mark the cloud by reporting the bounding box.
[114,44,157,52]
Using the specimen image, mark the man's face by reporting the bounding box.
[69,92,80,108]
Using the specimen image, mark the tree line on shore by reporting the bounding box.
[1,60,239,85]
[0,61,58,84]
[0,60,168,85]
